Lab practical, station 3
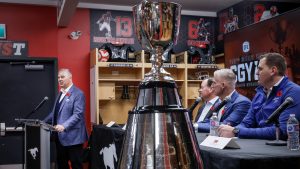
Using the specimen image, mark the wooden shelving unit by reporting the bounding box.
[90,48,222,124]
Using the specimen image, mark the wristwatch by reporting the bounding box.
[233,127,240,136]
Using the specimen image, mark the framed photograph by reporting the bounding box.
[0,24,6,39]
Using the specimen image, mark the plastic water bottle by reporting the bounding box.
[287,114,299,150]
[210,112,219,136]
[193,123,199,133]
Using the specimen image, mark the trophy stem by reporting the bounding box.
[144,46,173,81]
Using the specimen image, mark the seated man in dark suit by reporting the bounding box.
[197,69,251,133]
[193,78,220,131]
[218,53,300,140]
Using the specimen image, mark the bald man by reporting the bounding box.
[44,68,88,169]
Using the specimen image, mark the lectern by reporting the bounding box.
[16,119,53,169]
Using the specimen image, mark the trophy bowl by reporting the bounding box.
[133,0,181,81]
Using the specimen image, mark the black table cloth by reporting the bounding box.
[196,133,300,169]
[89,125,125,169]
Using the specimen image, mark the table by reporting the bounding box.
[89,125,125,169]
[196,133,300,169]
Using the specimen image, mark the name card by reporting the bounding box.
[200,136,240,149]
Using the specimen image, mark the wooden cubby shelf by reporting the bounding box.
[90,49,223,124]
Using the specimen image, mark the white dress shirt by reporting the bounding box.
[197,96,219,122]
[59,84,73,103]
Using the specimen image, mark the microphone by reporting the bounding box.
[213,96,230,113]
[265,97,294,124]
[188,97,202,113]
[188,97,202,120]
[25,96,49,119]
[204,96,230,120]
[33,96,49,112]
[204,22,211,27]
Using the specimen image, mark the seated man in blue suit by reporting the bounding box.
[197,69,251,133]
[218,53,300,140]
[193,78,220,131]
[44,68,88,169]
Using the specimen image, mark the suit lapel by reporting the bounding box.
[52,92,62,124]
[58,97,67,113]
[220,91,238,121]
[54,92,61,108]
[203,98,220,120]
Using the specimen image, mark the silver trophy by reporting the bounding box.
[118,1,204,168]
[133,0,181,81]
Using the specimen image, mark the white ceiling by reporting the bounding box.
[0,0,245,17]
[81,0,300,12]
[1,0,299,26]
[82,0,243,12]
[1,0,300,15]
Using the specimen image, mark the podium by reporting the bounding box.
[16,119,54,169]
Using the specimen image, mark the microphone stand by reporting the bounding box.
[15,97,47,129]
[266,119,287,146]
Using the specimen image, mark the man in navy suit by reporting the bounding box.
[44,68,88,169]
[197,69,251,133]
[213,69,251,126]
[193,78,220,131]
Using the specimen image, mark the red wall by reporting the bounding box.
[0,3,91,132]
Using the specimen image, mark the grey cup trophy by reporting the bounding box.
[133,0,181,81]
[118,1,204,168]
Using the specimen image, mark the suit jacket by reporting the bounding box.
[194,98,220,123]
[197,91,251,133]
[44,85,88,146]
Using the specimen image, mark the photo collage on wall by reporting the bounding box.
[217,1,300,42]
[90,9,217,64]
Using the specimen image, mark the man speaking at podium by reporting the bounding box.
[44,68,88,169]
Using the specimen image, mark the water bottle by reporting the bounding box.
[193,123,199,133]
[210,112,219,136]
[287,114,299,150]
